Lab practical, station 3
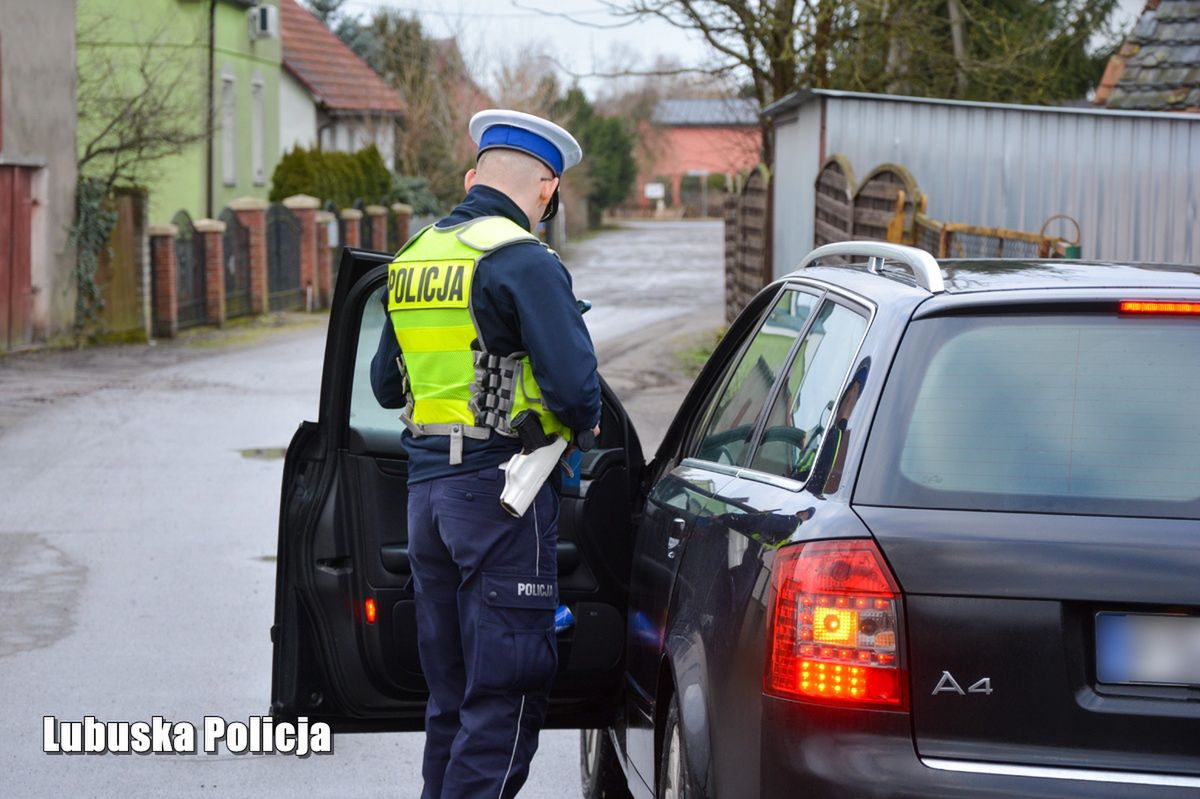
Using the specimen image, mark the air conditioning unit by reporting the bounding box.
[248,5,279,40]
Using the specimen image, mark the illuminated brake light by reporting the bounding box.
[1119,300,1200,315]
[364,598,377,625]
[765,540,906,709]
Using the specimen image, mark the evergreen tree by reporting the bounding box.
[557,89,637,228]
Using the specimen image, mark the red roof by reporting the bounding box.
[280,0,405,115]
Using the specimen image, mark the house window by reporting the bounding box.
[251,72,265,186]
[221,70,236,187]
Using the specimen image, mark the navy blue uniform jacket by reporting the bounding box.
[370,185,602,485]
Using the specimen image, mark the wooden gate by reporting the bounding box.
[724,165,772,323]
[852,164,919,242]
[219,207,252,318]
[813,155,856,248]
[96,190,147,339]
[0,166,34,350]
[267,202,303,311]
[173,210,207,329]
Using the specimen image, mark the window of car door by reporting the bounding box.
[746,298,869,483]
[690,288,822,467]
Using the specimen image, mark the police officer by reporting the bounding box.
[370,109,601,798]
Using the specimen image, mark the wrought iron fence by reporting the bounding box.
[354,198,370,246]
[219,207,252,318]
[266,203,304,311]
[172,210,207,328]
[323,199,341,283]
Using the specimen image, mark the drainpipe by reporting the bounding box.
[205,0,217,218]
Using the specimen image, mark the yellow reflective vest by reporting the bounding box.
[385,215,571,463]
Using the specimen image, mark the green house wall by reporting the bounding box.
[76,0,281,225]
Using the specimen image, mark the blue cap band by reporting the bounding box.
[478,124,564,175]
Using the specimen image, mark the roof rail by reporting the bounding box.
[798,241,945,294]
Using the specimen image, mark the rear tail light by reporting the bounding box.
[364,598,377,625]
[765,539,907,709]
[1119,300,1200,315]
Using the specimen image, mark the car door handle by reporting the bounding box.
[380,545,410,574]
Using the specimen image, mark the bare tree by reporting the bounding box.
[558,0,1121,163]
[344,10,486,203]
[72,12,214,340]
[75,14,212,191]
[492,45,564,116]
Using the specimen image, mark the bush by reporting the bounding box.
[390,174,442,216]
[269,144,394,208]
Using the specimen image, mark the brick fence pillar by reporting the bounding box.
[365,204,388,251]
[391,202,413,246]
[194,218,227,326]
[284,194,320,311]
[148,224,179,338]
[314,210,335,307]
[340,207,362,250]
[229,197,268,315]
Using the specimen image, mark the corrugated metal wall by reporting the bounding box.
[772,102,823,278]
[772,92,1199,276]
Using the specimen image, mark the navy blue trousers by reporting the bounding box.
[407,465,560,799]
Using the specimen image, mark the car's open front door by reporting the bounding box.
[271,248,644,731]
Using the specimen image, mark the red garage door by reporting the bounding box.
[0,165,34,350]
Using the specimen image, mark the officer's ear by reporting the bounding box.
[539,176,559,205]
[464,168,478,192]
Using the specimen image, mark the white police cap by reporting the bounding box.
[469,109,583,176]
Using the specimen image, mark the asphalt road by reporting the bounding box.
[0,219,723,797]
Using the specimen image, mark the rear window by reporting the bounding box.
[856,313,1200,519]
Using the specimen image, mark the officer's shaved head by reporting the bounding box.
[466,148,558,227]
[477,148,553,185]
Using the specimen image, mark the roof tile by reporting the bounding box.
[1101,0,1200,111]
[280,0,405,115]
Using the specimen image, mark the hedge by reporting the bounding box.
[269,144,392,208]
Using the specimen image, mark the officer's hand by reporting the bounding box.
[574,426,599,452]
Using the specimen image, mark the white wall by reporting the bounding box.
[1,0,78,342]
[317,117,396,170]
[279,70,317,154]
[771,101,822,278]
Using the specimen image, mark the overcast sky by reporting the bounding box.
[339,0,1150,98]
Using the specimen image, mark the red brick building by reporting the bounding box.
[635,98,761,215]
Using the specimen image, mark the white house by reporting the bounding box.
[278,0,404,166]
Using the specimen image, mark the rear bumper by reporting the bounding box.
[761,696,1198,798]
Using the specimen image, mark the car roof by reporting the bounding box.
[783,258,1200,308]
[935,259,1200,294]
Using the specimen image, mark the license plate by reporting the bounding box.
[1096,612,1200,687]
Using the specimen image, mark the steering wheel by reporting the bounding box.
[759,426,809,450]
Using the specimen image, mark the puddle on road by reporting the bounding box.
[239,447,286,460]
[0,533,86,658]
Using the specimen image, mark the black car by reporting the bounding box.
[272,241,1200,797]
